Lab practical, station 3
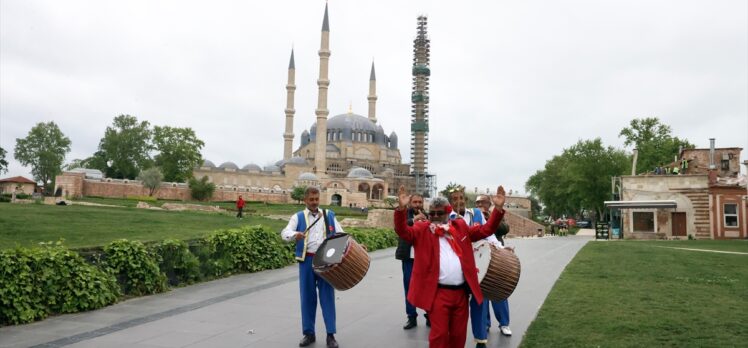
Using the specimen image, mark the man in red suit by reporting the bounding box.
[394,185,507,348]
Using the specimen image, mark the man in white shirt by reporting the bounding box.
[281,186,343,348]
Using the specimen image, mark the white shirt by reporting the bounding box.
[438,233,465,285]
[450,209,503,248]
[281,208,345,253]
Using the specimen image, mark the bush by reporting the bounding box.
[103,240,166,296]
[0,242,119,325]
[205,225,294,275]
[153,239,200,286]
[346,228,399,251]
[189,175,215,201]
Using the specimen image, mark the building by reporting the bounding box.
[190,3,418,206]
[606,140,746,239]
[0,176,37,195]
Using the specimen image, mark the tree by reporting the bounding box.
[152,126,205,183]
[619,117,694,174]
[290,186,307,203]
[526,138,630,221]
[138,167,163,196]
[188,175,215,201]
[0,146,8,174]
[94,115,153,179]
[14,122,71,193]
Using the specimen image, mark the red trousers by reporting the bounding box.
[428,288,469,348]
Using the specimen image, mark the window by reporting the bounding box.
[724,203,738,227]
[721,159,729,170]
[633,212,655,232]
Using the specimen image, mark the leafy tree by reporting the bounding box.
[440,182,465,197]
[0,146,8,174]
[138,167,164,196]
[152,126,204,183]
[95,115,153,179]
[619,117,694,174]
[526,138,629,221]
[188,175,215,201]
[14,122,71,193]
[290,186,306,203]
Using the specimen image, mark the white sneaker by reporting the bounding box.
[500,326,512,336]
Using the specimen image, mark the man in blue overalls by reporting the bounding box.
[282,186,344,348]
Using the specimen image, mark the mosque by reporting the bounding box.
[193,4,418,207]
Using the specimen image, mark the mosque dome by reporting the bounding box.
[285,157,308,165]
[347,167,374,179]
[326,113,378,132]
[202,160,216,168]
[263,165,280,172]
[242,163,261,171]
[218,162,239,170]
[298,172,318,181]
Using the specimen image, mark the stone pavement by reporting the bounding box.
[0,236,590,348]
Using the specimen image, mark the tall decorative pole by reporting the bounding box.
[283,49,296,160]
[411,16,430,194]
[313,3,331,175]
[368,61,377,124]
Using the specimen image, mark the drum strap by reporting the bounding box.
[304,213,323,234]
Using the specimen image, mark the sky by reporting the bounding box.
[1,0,746,196]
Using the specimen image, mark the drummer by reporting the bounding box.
[394,185,507,348]
[281,186,344,348]
[475,194,513,337]
[447,187,502,348]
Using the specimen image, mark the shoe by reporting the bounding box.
[299,334,315,347]
[326,334,339,348]
[403,316,417,330]
[424,313,431,327]
[500,326,512,336]
[476,343,487,348]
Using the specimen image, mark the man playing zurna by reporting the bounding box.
[281,186,343,348]
[394,185,507,348]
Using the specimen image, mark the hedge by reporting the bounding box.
[0,225,398,325]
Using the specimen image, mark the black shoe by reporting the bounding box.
[299,334,315,347]
[424,313,431,327]
[326,334,339,348]
[403,316,417,330]
[476,343,487,348]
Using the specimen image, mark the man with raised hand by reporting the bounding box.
[393,185,507,348]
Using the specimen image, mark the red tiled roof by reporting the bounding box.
[0,176,37,184]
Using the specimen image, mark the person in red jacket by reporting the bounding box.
[394,185,506,348]
[236,195,245,219]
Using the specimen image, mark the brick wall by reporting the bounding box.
[504,211,545,238]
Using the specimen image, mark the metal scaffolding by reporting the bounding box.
[410,15,433,196]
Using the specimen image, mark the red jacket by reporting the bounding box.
[236,198,245,209]
[394,207,505,311]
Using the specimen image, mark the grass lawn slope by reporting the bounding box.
[521,240,748,347]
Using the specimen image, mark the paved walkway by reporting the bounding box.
[0,236,590,348]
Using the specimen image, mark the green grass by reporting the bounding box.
[73,197,368,218]
[0,203,287,249]
[521,241,748,348]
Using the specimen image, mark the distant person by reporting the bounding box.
[236,195,245,219]
[281,186,343,348]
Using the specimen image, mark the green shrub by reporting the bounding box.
[0,242,119,325]
[188,175,215,201]
[346,228,398,251]
[103,239,166,296]
[206,225,294,275]
[153,239,200,286]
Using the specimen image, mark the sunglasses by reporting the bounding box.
[428,210,446,217]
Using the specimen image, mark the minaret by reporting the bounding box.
[283,49,296,160]
[411,16,431,194]
[314,3,331,175]
[367,61,377,124]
